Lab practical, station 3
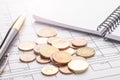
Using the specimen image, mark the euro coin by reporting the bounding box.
[41,65,58,76]
[76,47,95,58]
[18,41,36,51]
[52,51,72,64]
[36,27,57,38]
[68,60,88,73]
[50,56,63,66]
[47,37,58,45]
[71,38,87,47]
[20,53,36,63]
[59,65,73,74]
[36,56,50,64]
[39,44,59,58]
[61,48,76,55]
[33,45,42,55]
[69,42,78,49]
[52,38,70,49]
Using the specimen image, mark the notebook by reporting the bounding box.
[32,0,120,42]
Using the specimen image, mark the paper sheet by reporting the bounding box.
[0,0,120,80]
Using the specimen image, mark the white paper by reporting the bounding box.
[31,0,119,31]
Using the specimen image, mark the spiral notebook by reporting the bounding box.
[32,0,120,42]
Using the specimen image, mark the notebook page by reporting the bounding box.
[31,0,119,31]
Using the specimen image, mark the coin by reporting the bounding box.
[72,56,86,61]
[71,38,87,47]
[33,45,42,55]
[47,37,58,45]
[59,65,73,74]
[69,40,79,49]
[36,27,57,38]
[52,51,72,64]
[18,41,36,51]
[20,53,36,62]
[36,56,51,64]
[50,54,63,66]
[41,65,59,76]
[61,48,76,55]
[39,44,59,58]
[76,47,95,58]
[50,56,64,66]
[35,38,48,44]
[69,42,78,49]
[68,60,89,73]
[52,38,70,49]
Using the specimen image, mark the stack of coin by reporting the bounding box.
[18,27,95,76]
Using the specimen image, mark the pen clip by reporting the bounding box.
[0,54,8,74]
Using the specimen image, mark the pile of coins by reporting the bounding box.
[18,27,95,76]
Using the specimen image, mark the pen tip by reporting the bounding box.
[12,15,26,30]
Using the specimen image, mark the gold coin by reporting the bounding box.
[33,45,42,55]
[35,38,48,44]
[18,41,36,51]
[69,40,78,49]
[72,56,86,61]
[36,27,57,38]
[50,56,65,66]
[59,65,73,74]
[41,65,59,76]
[47,37,58,45]
[39,44,59,58]
[50,55,62,66]
[36,56,51,64]
[61,48,76,55]
[52,51,72,64]
[68,60,89,73]
[69,42,78,49]
[76,47,95,58]
[20,53,36,63]
[71,38,87,47]
[52,38,70,49]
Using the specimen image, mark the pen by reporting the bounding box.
[0,15,25,74]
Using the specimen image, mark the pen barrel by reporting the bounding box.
[0,28,18,60]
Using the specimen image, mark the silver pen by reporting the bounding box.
[0,15,25,74]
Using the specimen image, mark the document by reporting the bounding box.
[0,0,120,80]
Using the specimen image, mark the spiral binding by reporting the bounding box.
[97,6,120,36]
